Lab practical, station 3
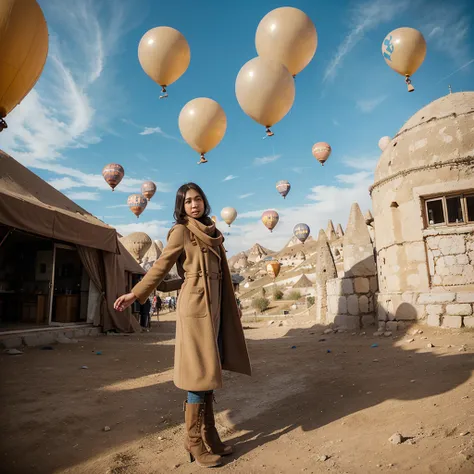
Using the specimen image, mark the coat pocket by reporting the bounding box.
[183,286,207,318]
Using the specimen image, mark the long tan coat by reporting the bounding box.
[132,218,251,391]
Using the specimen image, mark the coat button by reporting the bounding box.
[201,247,207,252]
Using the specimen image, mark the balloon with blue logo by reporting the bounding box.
[293,223,310,244]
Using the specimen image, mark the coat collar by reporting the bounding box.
[186,217,224,248]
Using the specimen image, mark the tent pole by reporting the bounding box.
[0,228,13,249]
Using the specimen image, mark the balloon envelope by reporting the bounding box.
[138,26,190,89]
[235,56,295,129]
[378,136,391,151]
[255,7,317,77]
[0,0,49,122]
[141,181,156,200]
[266,261,281,279]
[211,215,217,224]
[312,142,331,165]
[276,180,291,199]
[120,232,152,263]
[178,97,227,161]
[102,164,124,191]
[128,194,148,218]
[382,27,426,77]
[293,223,310,244]
[221,207,237,227]
[261,210,279,232]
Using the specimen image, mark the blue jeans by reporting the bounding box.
[187,390,212,403]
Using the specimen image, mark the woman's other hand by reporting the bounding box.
[114,293,137,311]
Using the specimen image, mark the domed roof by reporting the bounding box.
[373,92,474,185]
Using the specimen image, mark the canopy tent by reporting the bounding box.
[0,150,143,333]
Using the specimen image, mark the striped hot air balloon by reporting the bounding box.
[261,210,279,232]
[102,164,124,191]
[276,180,291,199]
[141,181,156,200]
[127,194,147,218]
[312,142,331,166]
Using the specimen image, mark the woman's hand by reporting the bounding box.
[114,292,137,312]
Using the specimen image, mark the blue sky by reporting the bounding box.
[1,0,473,255]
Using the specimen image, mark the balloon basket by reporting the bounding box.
[405,76,415,93]
[159,86,168,99]
[197,154,208,165]
[263,127,274,139]
[0,118,7,132]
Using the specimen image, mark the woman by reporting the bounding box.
[114,183,251,468]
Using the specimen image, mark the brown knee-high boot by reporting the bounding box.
[184,401,222,468]
[202,393,233,456]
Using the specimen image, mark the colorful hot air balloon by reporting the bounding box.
[276,180,291,199]
[211,215,217,224]
[235,56,295,137]
[102,164,124,191]
[312,142,331,166]
[141,181,156,200]
[266,261,281,280]
[382,27,427,92]
[221,207,237,227]
[127,194,148,218]
[378,136,391,151]
[138,26,191,98]
[255,7,317,77]
[0,0,49,131]
[293,223,310,244]
[178,97,227,164]
[261,210,279,232]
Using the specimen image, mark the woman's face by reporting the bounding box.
[184,189,205,219]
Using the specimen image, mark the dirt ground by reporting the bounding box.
[1,314,473,474]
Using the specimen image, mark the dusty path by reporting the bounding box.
[1,316,473,474]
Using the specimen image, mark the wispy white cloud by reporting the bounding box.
[342,156,378,171]
[435,58,474,84]
[253,154,281,166]
[67,191,100,201]
[323,0,410,83]
[107,201,164,210]
[223,175,238,181]
[115,219,170,240]
[291,167,311,174]
[139,126,178,140]
[239,193,255,199]
[356,95,387,113]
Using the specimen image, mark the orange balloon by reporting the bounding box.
[266,261,281,279]
[127,194,148,218]
[312,142,331,166]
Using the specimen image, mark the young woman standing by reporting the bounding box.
[114,183,251,468]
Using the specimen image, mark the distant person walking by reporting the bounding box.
[114,182,251,468]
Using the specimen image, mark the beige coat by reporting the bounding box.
[132,218,251,391]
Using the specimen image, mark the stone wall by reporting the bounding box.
[426,227,474,286]
[326,276,377,330]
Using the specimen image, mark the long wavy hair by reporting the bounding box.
[173,182,211,225]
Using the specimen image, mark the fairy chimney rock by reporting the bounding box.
[315,229,337,283]
[336,223,344,238]
[343,203,376,277]
[364,210,374,225]
[326,220,337,241]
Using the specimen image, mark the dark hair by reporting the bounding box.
[173,182,211,225]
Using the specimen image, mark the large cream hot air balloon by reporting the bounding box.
[261,210,279,232]
[378,136,391,151]
[312,142,331,166]
[178,98,227,164]
[382,27,427,92]
[138,26,190,98]
[220,207,237,227]
[0,0,49,131]
[120,232,152,263]
[235,56,295,137]
[255,7,317,77]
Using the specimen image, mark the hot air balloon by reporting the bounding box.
[276,180,291,199]
[255,7,317,77]
[178,97,227,164]
[235,56,295,137]
[382,27,427,92]
[261,210,279,232]
[102,164,124,191]
[127,194,148,218]
[293,223,310,244]
[141,181,156,200]
[211,215,217,224]
[378,136,391,151]
[266,261,281,280]
[0,0,49,131]
[312,142,331,166]
[221,207,237,227]
[120,232,152,263]
[138,26,191,98]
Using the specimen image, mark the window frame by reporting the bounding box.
[423,192,474,229]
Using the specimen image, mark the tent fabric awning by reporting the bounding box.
[0,150,118,253]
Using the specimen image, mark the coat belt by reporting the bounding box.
[185,270,222,280]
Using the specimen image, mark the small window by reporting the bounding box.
[466,195,474,222]
[446,196,463,224]
[426,199,445,225]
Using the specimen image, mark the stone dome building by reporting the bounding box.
[370,92,474,328]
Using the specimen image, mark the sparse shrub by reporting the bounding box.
[261,287,267,297]
[273,288,284,300]
[307,296,315,307]
[252,297,270,313]
[286,290,302,301]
